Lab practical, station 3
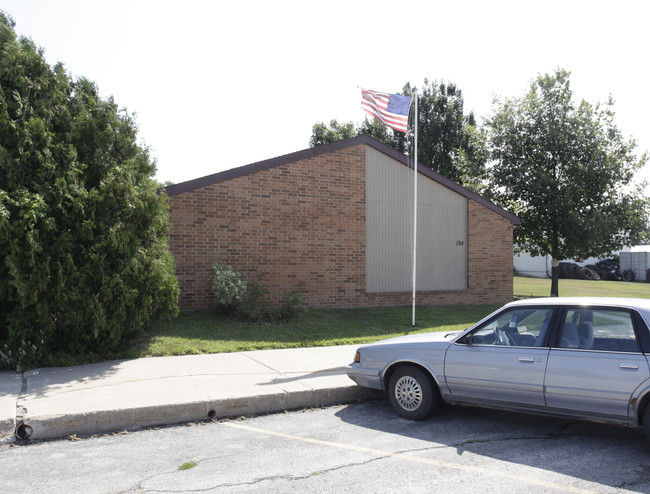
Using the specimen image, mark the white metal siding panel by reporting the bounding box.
[366,147,467,292]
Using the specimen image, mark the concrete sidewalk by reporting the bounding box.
[0,345,373,443]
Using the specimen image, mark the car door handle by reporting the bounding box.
[518,357,535,363]
[620,364,639,370]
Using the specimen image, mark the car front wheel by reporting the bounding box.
[388,365,439,420]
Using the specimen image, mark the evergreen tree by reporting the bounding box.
[0,13,179,370]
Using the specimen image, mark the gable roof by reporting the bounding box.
[164,135,521,225]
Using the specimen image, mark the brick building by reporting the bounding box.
[165,136,520,311]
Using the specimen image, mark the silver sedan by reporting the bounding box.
[345,297,650,438]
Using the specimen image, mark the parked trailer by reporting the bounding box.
[620,251,650,282]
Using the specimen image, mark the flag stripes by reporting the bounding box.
[360,89,411,133]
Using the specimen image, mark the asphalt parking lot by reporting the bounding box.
[2,400,650,493]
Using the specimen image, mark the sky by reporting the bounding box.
[1,0,649,186]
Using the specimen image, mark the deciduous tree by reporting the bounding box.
[486,69,648,296]
[308,119,356,147]
[309,80,487,192]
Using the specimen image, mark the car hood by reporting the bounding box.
[364,331,461,348]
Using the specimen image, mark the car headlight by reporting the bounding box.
[354,351,360,363]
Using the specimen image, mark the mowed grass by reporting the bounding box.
[126,304,500,359]
[514,276,650,299]
[123,276,650,359]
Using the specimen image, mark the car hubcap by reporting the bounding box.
[394,376,422,410]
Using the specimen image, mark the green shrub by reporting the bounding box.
[0,14,179,371]
[235,275,272,322]
[211,259,248,311]
[211,261,305,323]
[277,281,306,320]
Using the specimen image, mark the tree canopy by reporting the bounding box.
[309,80,487,192]
[0,13,179,370]
[406,80,487,188]
[486,69,649,296]
[309,119,356,147]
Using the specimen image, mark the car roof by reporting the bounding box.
[506,297,650,312]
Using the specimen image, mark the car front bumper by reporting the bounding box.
[345,363,383,391]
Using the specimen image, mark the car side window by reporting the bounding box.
[466,308,553,347]
[558,309,639,352]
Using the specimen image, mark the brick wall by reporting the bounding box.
[465,200,515,304]
[167,144,514,311]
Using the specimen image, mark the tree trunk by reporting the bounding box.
[550,236,560,297]
[550,263,559,297]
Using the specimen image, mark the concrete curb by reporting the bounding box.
[6,346,373,442]
[22,385,373,441]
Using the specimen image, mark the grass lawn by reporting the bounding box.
[514,276,650,299]
[124,304,500,359]
[121,276,650,360]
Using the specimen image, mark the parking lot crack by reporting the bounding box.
[119,455,396,493]
[117,449,270,493]
[434,420,596,452]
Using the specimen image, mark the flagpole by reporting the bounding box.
[411,89,418,328]
[359,87,416,326]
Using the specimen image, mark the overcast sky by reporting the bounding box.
[2,0,649,186]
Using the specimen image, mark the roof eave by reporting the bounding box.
[164,135,521,225]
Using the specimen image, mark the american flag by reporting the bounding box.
[360,89,412,133]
